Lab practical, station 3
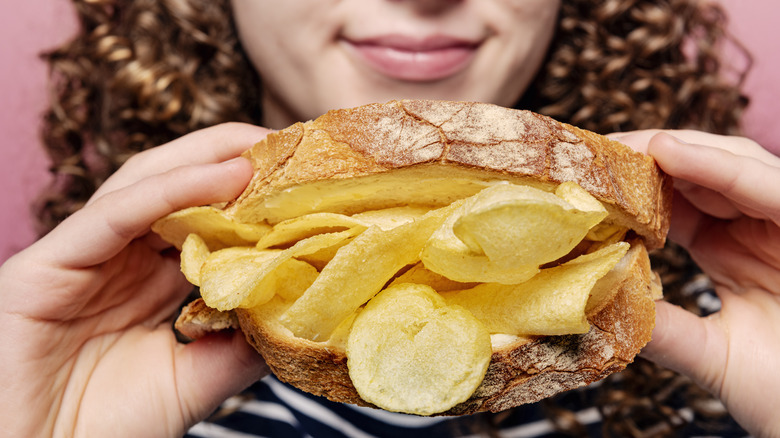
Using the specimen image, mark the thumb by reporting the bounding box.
[640,300,728,397]
[175,331,269,425]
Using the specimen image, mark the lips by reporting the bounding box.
[342,34,480,82]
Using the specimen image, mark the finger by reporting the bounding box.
[175,331,269,426]
[35,157,254,269]
[612,129,780,164]
[90,123,271,204]
[664,187,706,248]
[672,180,742,220]
[648,133,780,224]
[640,300,728,397]
[607,129,662,154]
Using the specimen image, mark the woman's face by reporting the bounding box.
[231,0,561,129]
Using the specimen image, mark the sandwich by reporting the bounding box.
[152,99,672,416]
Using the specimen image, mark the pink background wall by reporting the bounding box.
[1,0,77,262]
[1,0,779,263]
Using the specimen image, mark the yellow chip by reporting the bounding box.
[199,247,281,310]
[347,283,491,415]
[585,243,652,316]
[152,206,271,250]
[257,207,427,250]
[270,260,320,302]
[351,206,430,229]
[280,202,460,341]
[421,182,608,284]
[585,223,627,244]
[442,242,629,336]
[554,181,606,213]
[389,263,477,292]
[257,213,368,249]
[294,236,355,271]
[200,230,358,310]
[180,233,211,286]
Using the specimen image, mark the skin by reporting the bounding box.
[0,124,272,437]
[616,131,780,437]
[2,0,780,436]
[231,0,560,128]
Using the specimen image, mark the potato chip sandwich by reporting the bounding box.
[152,99,672,416]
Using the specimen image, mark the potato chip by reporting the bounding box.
[152,206,271,250]
[280,202,460,341]
[180,233,210,286]
[585,223,627,244]
[327,311,359,347]
[347,283,491,415]
[389,262,477,292]
[200,247,281,310]
[585,243,662,316]
[584,246,632,316]
[351,206,430,229]
[422,182,607,284]
[554,181,605,213]
[257,207,428,250]
[257,212,368,249]
[294,237,355,271]
[200,229,358,310]
[270,260,320,302]
[442,242,629,336]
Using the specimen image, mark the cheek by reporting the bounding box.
[475,0,560,102]
[232,0,339,71]
[231,0,355,123]
[495,0,560,48]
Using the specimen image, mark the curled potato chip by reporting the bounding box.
[351,206,430,229]
[257,207,428,250]
[554,181,606,213]
[421,183,608,284]
[270,260,320,302]
[200,230,359,310]
[280,202,460,341]
[442,242,629,336]
[584,243,660,316]
[256,212,368,249]
[347,283,491,415]
[200,247,281,310]
[586,223,627,244]
[294,237,355,271]
[180,233,211,286]
[389,263,477,292]
[152,206,270,250]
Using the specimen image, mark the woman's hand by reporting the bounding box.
[616,130,780,437]
[0,123,272,437]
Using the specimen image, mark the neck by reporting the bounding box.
[260,87,302,130]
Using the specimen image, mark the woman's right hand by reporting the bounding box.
[0,123,272,437]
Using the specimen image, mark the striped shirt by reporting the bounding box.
[185,290,749,438]
[184,375,748,438]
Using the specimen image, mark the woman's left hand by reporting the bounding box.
[615,130,780,437]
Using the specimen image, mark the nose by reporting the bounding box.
[387,0,464,15]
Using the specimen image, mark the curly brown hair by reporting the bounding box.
[38,0,260,233]
[37,0,749,436]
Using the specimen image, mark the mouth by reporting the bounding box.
[341,34,481,82]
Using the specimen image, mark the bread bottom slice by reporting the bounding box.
[186,241,655,416]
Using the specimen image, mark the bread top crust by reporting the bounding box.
[227,100,672,248]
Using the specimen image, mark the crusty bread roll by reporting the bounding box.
[171,100,672,416]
